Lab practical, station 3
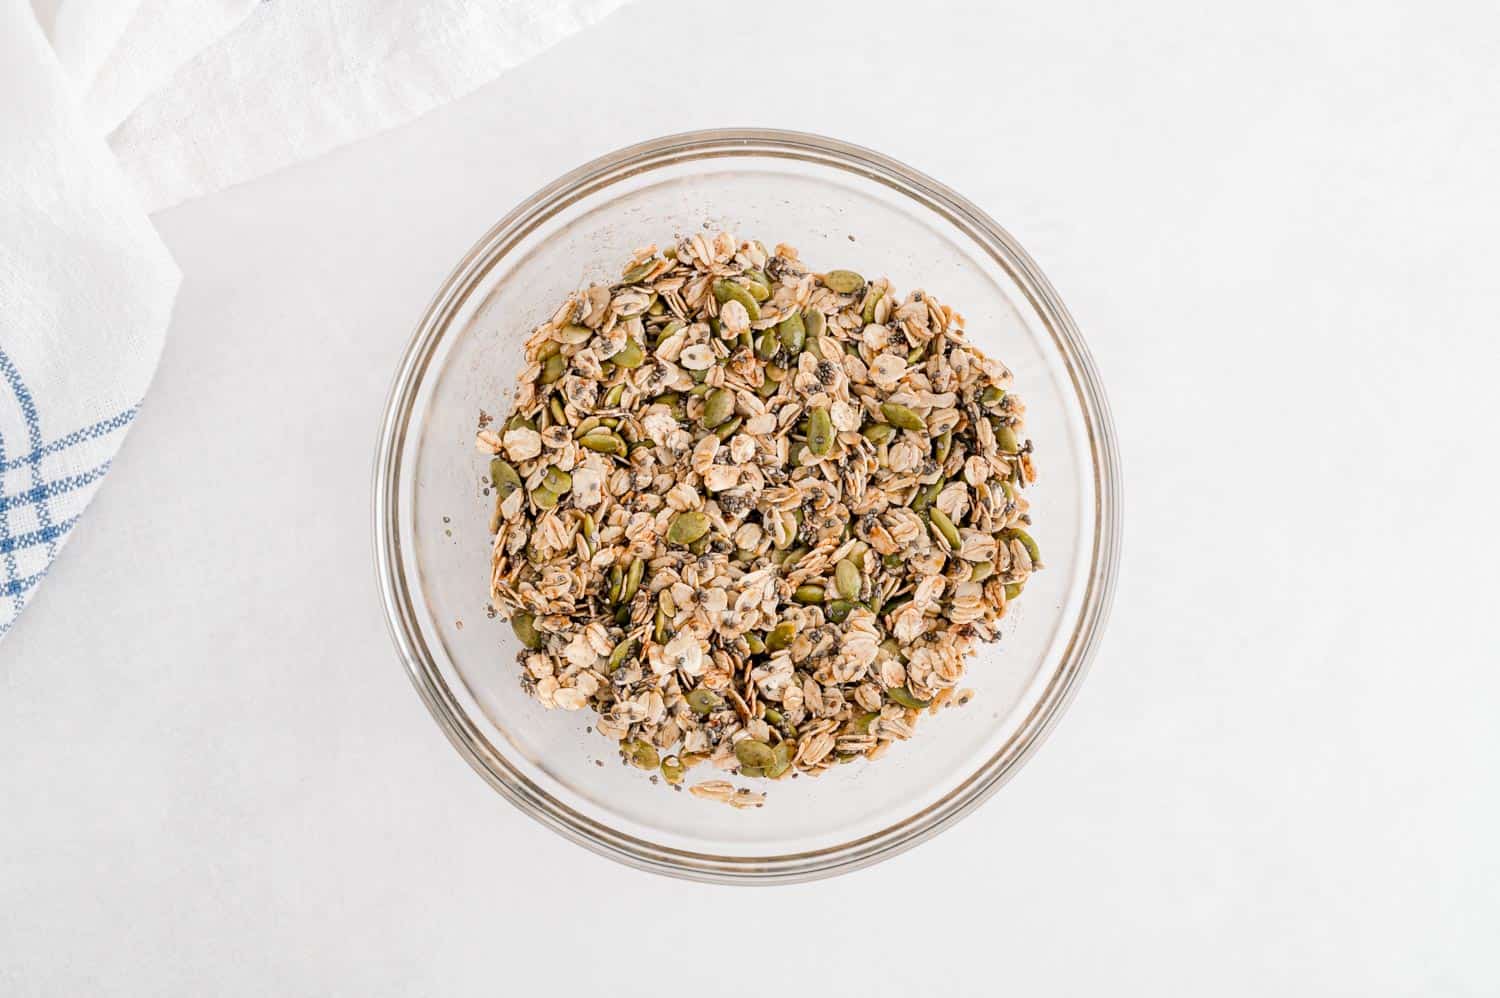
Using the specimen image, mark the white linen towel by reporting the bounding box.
[0,0,629,637]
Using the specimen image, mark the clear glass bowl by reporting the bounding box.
[373,129,1121,883]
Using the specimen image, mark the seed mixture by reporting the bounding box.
[475,232,1040,796]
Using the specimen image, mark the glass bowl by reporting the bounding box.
[373,129,1121,884]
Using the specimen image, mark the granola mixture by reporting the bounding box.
[475,232,1040,792]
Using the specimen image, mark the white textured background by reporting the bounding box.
[5,0,1498,994]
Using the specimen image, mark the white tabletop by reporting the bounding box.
[6,0,1499,994]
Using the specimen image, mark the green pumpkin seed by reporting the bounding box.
[853,711,880,734]
[744,632,766,655]
[996,423,1020,454]
[712,279,761,321]
[510,612,543,649]
[765,621,797,650]
[626,739,660,770]
[489,458,521,495]
[792,584,825,605]
[888,686,930,710]
[621,261,654,284]
[1006,528,1041,566]
[621,557,645,605]
[535,339,561,361]
[744,271,772,302]
[653,319,684,346]
[827,599,857,623]
[766,740,793,779]
[558,323,593,345]
[935,428,953,463]
[660,756,685,785]
[970,560,995,583]
[756,375,781,398]
[686,688,722,715]
[734,739,776,770]
[910,479,944,514]
[606,637,637,672]
[647,297,666,316]
[883,553,902,570]
[861,285,884,325]
[540,353,565,384]
[862,421,896,445]
[573,416,603,438]
[777,311,806,354]
[653,604,669,644]
[702,388,735,428]
[1004,582,1024,600]
[807,406,834,456]
[530,486,559,509]
[755,329,780,361]
[981,386,1006,407]
[668,511,710,545]
[880,402,926,431]
[548,397,566,426]
[579,430,627,456]
[541,466,572,494]
[607,564,623,604]
[613,339,644,369]
[687,536,711,555]
[804,308,826,339]
[713,416,742,441]
[823,269,866,295]
[929,507,961,550]
[835,558,862,600]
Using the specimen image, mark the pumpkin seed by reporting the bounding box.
[823,269,865,295]
[713,416,742,441]
[579,430,626,456]
[1005,582,1024,600]
[541,466,572,494]
[996,422,1020,454]
[668,511,710,545]
[853,711,880,734]
[929,507,961,550]
[626,739,659,770]
[1006,528,1041,566]
[686,688,722,715]
[862,421,896,445]
[880,402,926,431]
[734,739,776,770]
[888,686,930,709]
[807,406,834,456]
[744,632,766,655]
[970,560,995,583]
[804,308,826,339]
[558,323,593,344]
[777,311,806,354]
[712,279,761,321]
[827,600,857,623]
[606,637,637,672]
[530,486,559,509]
[861,285,884,324]
[540,353,565,384]
[510,612,543,649]
[935,428,954,463]
[766,740,793,779]
[613,339,644,369]
[702,388,735,428]
[621,557,645,604]
[792,584,825,604]
[765,621,797,650]
[835,558,862,600]
[489,458,521,495]
[660,756,685,785]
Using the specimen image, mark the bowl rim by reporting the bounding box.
[373,127,1122,884]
